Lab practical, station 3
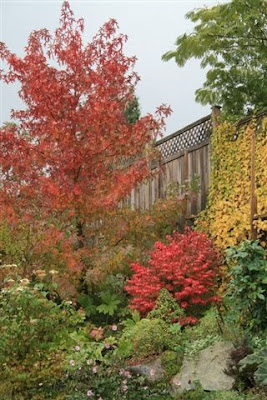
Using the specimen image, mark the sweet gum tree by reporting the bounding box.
[0,1,170,271]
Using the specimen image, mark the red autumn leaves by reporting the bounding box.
[125,229,221,322]
[0,1,171,223]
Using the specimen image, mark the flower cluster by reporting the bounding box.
[125,229,221,321]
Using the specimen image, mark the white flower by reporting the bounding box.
[49,269,58,275]
[15,287,24,292]
[20,278,30,286]
[69,360,75,366]
[74,345,80,351]
[87,389,94,397]
[111,324,117,331]
[92,366,98,374]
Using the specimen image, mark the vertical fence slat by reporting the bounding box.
[129,114,213,211]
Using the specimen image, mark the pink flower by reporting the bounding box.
[75,345,80,351]
[119,368,131,378]
[92,366,98,374]
[105,343,111,349]
[150,369,155,377]
[122,384,128,392]
[111,324,117,331]
[87,389,94,397]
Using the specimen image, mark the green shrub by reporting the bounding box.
[148,288,185,324]
[0,280,84,398]
[174,386,263,400]
[226,240,267,332]
[183,308,220,358]
[118,318,180,361]
[62,363,172,399]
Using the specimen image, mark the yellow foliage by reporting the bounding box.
[197,117,267,249]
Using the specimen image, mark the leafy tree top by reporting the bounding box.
[0,1,171,222]
[162,0,267,118]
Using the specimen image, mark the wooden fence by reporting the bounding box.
[127,110,218,215]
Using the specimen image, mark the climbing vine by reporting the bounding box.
[197,117,267,249]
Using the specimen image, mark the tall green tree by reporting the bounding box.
[124,95,141,124]
[162,0,267,118]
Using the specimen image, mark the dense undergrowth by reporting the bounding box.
[0,196,266,399]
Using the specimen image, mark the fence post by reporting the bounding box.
[211,105,221,130]
[250,125,258,240]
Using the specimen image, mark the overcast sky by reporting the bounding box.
[1,0,225,136]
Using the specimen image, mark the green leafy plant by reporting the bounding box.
[96,291,121,317]
[0,279,84,398]
[122,310,141,329]
[77,294,97,318]
[62,363,172,400]
[239,343,267,387]
[162,0,267,117]
[183,308,221,358]
[226,240,267,331]
[174,385,263,400]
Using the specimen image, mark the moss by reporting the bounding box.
[160,350,184,379]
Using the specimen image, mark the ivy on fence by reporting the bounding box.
[197,117,267,249]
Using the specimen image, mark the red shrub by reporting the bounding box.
[125,229,221,321]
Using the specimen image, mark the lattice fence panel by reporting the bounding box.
[156,116,212,159]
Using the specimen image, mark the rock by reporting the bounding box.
[170,341,235,395]
[171,358,197,393]
[127,358,165,382]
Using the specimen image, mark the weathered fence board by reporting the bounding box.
[129,114,213,215]
[124,107,267,241]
